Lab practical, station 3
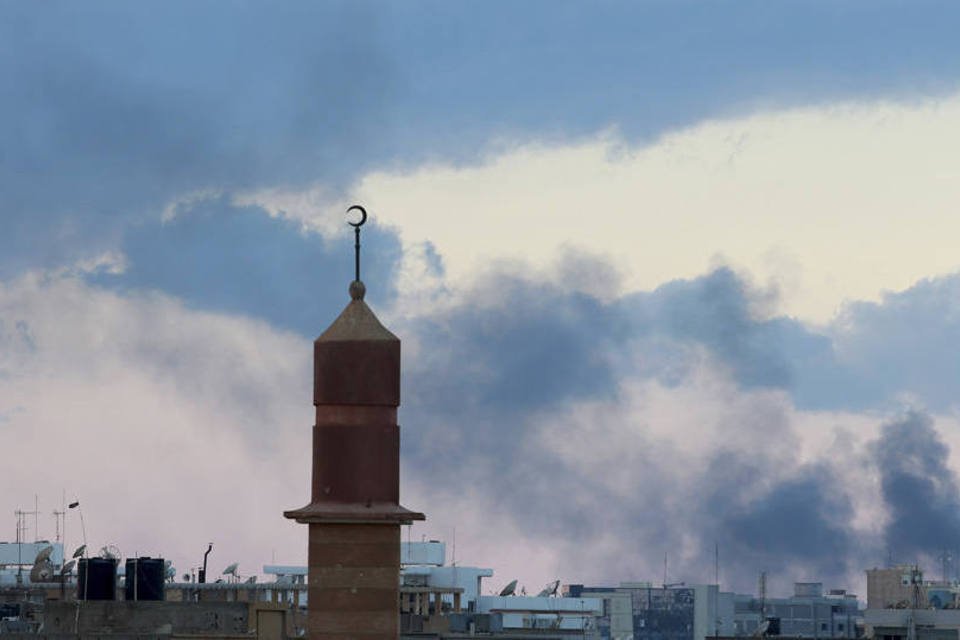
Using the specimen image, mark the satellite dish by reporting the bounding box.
[182,573,191,582]
[245,576,257,584]
[61,560,76,575]
[30,561,53,582]
[223,562,239,577]
[536,581,560,597]
[34,545,54,564]
[754,619,771,638]
[498,579,518,597]
[72,545,86,559]
[166,566,176,580]
[99,545,121,560]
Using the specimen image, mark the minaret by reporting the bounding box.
[285,205,424,639]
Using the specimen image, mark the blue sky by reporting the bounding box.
[4,2,960,594]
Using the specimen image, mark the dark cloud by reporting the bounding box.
[0,2,399,274]
[874,411,960,561]
[89,196,402,335]
[827,276,960,412]
[4,2,960,275]
[628,268,793,389]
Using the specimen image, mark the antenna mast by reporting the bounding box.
[758,570,767,623]
[715,542,720,640]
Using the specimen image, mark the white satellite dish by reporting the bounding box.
[72,544,86,559]
[223,562,239,577]
[498,579,518,597]
[61,560,76,575]
[34,545,54,564]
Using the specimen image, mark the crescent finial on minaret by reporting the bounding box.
[346,205,367,300]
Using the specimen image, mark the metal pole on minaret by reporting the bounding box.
[285,205,425,639]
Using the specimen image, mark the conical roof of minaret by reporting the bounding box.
[313,280,401,407]
[316,282,398,343]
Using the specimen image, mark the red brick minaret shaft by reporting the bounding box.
[285,230,424,639]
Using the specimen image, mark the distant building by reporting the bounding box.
[866,566,929,610]
[732,582,860,639]
[565,582,729,640]
[564,581,860,640]
[863,565,960,640]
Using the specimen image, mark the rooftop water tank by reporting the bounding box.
[78,558,117,600]
[124,557,165,601]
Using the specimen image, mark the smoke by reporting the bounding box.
[393,259,960,593]
[7,245,960,595]
[394,261,859,591]
[874,411,960,563]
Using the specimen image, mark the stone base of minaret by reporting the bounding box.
[307,523,400,639]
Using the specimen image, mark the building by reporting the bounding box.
[866,566,929,610]
[563,581,861,640]
[566,582,729,640]
[863,565,960,640]
[401,540,493,614]
[731,583,860,639]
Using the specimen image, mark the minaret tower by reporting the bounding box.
[285,205,425,639]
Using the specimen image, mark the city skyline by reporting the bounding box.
[3,2,960,595]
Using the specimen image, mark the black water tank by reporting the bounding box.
[77,558,117,600]
[125,557,165,601]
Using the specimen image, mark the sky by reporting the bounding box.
[4,1,960,597]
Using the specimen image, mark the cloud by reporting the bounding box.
[0,272,313,576]
[6,0,960,602]
[6,244,960,598]
[88,195,403,335]
[325,94,960,324]
[5,2,960,283]
[828,276,960,412]
[0,3,401,275]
